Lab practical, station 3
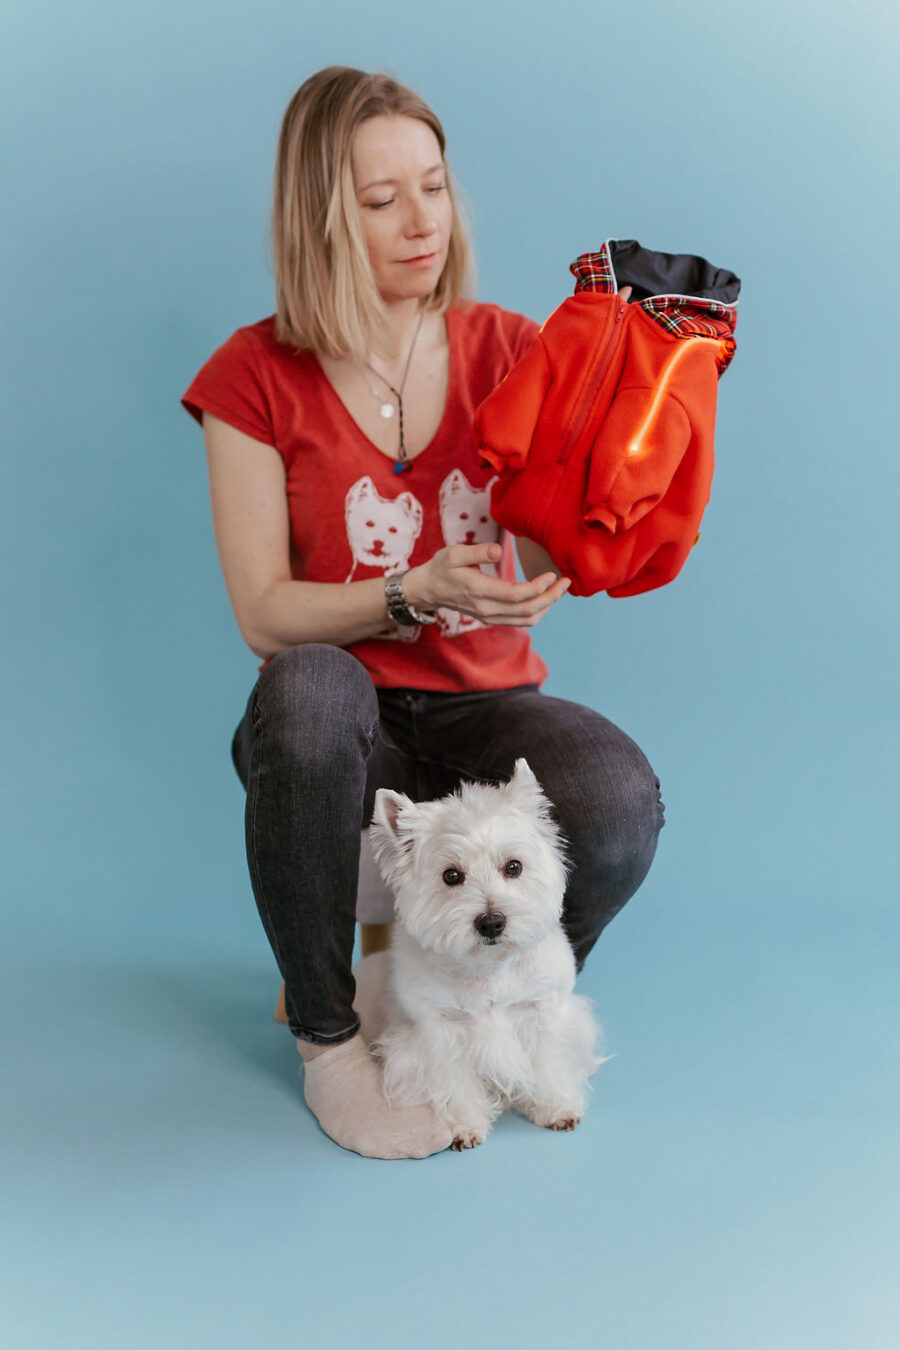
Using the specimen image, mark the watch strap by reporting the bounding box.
[384,571,437,626]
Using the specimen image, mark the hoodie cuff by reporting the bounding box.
[569,251,618,295]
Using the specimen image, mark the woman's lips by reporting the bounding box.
[398,252,438,266]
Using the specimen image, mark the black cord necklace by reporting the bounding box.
[364,306,425,474]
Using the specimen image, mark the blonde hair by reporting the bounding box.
[271,66,476,362]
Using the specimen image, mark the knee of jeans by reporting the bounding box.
[554,746,665,867]
[254,643,378,745]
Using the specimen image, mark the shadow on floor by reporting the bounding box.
[72,961,302,1100]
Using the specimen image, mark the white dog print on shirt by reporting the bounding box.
[344,475,424,642]
[344,475,423,580]
[435,469,500,638]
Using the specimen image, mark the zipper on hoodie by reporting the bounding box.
[556,300,627,467]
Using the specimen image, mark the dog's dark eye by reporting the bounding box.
[442,867,465,886]
[503,859,523,878]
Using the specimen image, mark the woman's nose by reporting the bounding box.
[405,198,437,237]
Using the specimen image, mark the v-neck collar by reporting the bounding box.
[310,309,456,472]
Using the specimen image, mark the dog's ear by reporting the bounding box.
[372,788,417,839]
[505,757,554,817]
[370,789,418,882]
[509,757,538,788]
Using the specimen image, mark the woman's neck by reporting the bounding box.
[372,296,427,366]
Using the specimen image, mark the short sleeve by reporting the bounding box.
[180,329,277,447]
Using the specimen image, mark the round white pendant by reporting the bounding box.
[380,403,395,420]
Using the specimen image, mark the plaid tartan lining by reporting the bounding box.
[645,305,737,373]
[569,249,617,294]
[570,241,738,373]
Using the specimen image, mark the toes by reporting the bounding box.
[451,1131,482,1150]
[547,1116,580,1131]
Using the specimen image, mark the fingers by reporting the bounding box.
[457,572,572,626]
[438,543,573,625]
[496,573,572,623]
[445,544,564,601]
[446,541,503,569]
[471,569,566,606]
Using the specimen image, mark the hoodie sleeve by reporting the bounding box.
[583,335,722,533]
[474,334,552,474]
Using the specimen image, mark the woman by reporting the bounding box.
[181,66,664,1160]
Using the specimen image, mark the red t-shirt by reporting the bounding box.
[180,301,549,692]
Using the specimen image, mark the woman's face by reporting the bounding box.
[352,114,453,305]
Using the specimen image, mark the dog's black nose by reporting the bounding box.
[474,911,506,941]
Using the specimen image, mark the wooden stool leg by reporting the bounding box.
[360,922,393,956]
[273,923,393,1024]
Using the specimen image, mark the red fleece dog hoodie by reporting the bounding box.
[474,238,740,597]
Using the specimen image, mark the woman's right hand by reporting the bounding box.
[405,543,570,628]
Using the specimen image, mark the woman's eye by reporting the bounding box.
[368,200,393,210]
[426,184,447,195]
[503,859,523,878]
[442,868,465,886]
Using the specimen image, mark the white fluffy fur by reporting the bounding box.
[368,759,606,1150]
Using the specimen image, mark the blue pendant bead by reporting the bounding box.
[393,459,410,474]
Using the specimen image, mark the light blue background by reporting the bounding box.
[3,1,898,1346]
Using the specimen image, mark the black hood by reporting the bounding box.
[609,238,741,305]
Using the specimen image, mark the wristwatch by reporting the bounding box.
[384,571,437,626]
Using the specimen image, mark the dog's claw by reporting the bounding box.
[548,1116,579,1131]
[451,1131,482,1150]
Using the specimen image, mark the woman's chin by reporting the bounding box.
[378,256,447,303]
[381,280,441,306]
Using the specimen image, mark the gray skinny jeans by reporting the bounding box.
[230,643,665,1045]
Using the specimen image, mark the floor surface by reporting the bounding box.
[4,893,896,1350]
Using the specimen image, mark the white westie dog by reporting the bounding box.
[368,759,605,1151]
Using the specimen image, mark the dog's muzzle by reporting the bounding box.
[474,911,507,943]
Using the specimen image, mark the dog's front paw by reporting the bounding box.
[448,1122,489,1151]
[520,1101,584,1131]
